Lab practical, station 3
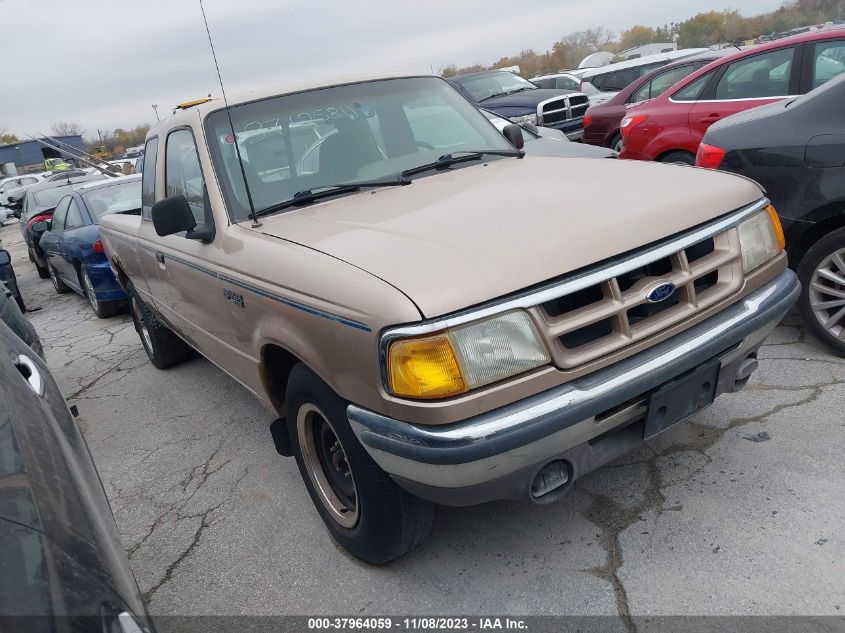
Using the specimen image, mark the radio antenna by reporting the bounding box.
[198,0,261,227]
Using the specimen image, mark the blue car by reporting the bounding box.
[39,176,140,317]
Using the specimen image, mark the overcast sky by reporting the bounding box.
[2,0,783,137]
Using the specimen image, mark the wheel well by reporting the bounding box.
[261,344,301,416]
[787,208,845,269]
[655,148,695,162]
[607,130,621,147]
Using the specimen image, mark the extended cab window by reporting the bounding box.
[556,76,579,90]
[812,40,845,88]
[141,137,157,220]
[165,129,210,229]
[715,48,794,100]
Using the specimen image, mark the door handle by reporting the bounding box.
[155,252,165,264]
[702,113,721,122]
[14,354,44,395]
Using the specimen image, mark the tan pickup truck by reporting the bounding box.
[100,74,800,564]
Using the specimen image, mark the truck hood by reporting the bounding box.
[253,157,763,318]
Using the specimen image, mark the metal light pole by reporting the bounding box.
[151,104,160,122]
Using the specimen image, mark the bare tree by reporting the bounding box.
[50,121,85,137]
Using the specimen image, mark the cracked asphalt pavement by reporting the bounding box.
[3,220,843,620]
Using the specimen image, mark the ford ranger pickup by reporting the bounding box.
[99,74,800,564]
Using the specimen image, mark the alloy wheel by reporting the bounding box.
[808,247,845,342]
[297,403,359,528]
[83,271,99,312]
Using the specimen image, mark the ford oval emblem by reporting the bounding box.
[646,282,676,303]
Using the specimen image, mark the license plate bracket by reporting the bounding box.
[644,361,720,439]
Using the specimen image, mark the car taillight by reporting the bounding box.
[695,142,726,169]
[620,115,648,137]
[27,214,51,228]
[93,239,105,254]
[583,114,593,128]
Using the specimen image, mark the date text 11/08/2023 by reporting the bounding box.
[307,617,529,630]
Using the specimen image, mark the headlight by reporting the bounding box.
[511,113,538,126]
[387,311,550,399]
[737,204,785,273]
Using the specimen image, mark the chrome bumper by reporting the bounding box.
[347,270,800,503]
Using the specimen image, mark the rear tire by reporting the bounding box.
[49,263,70,294]
[658,151,695,166]
[609,133,623,153]
[797,228,845,356]
[286,364,433,564]
[127,283,192,369]
[81,267,119,318]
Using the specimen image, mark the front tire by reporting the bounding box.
[797,228,845,356]
[658,151,695,166]
[609,133,623,153]
[127,283,192,368]
[286,364,433,564]
[34,256,50,279]
[49,263,70,294]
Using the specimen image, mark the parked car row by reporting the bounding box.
[0,289,153,631]
[577,27,845,355]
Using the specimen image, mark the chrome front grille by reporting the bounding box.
[539,95,590,125]
[531,229,744,369]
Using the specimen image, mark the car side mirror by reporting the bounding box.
[151,196,197,237]
[31,221,50,233]
[0,250,10,266]
[503,123,525,150]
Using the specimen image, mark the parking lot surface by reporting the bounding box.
[2,219,843,618]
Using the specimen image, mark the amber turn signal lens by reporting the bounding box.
[387,335,467,399]
[765,204,786,251]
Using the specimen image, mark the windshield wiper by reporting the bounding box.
[254,177,411,217]
[478,92,509,102]
[401,149,524,178]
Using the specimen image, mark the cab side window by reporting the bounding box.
[141,137,158,220]
[671,71,715,102]
[165,129,211,228]
[556,76,579,91]
[65,199,84,231]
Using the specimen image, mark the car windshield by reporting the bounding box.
[83,180,141,222]
[205,76,513,221]
[454,72,537,101]
[33,186,71,208]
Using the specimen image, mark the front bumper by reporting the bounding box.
[348,269,800,505]
[543,117,584,140]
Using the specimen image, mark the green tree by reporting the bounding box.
[617,25,660,51]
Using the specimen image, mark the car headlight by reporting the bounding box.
[737,204,785,273]
[386,311,550,399]
[510,113,538,126]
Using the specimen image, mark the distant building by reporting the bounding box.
[0,135,85,171]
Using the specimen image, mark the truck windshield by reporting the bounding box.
[452,72,538,102]
[205,76,513,221]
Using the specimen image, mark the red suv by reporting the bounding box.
[619,28,845,164]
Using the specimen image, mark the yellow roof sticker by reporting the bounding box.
[175,97,213,110]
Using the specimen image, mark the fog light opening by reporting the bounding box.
[531,460,571,499]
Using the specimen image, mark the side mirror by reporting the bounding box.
[31,221,50,233]
[151,196,197,237]
[0,250,11,266]
[503,123,525,150]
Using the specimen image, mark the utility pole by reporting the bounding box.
[152,104,160,121]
